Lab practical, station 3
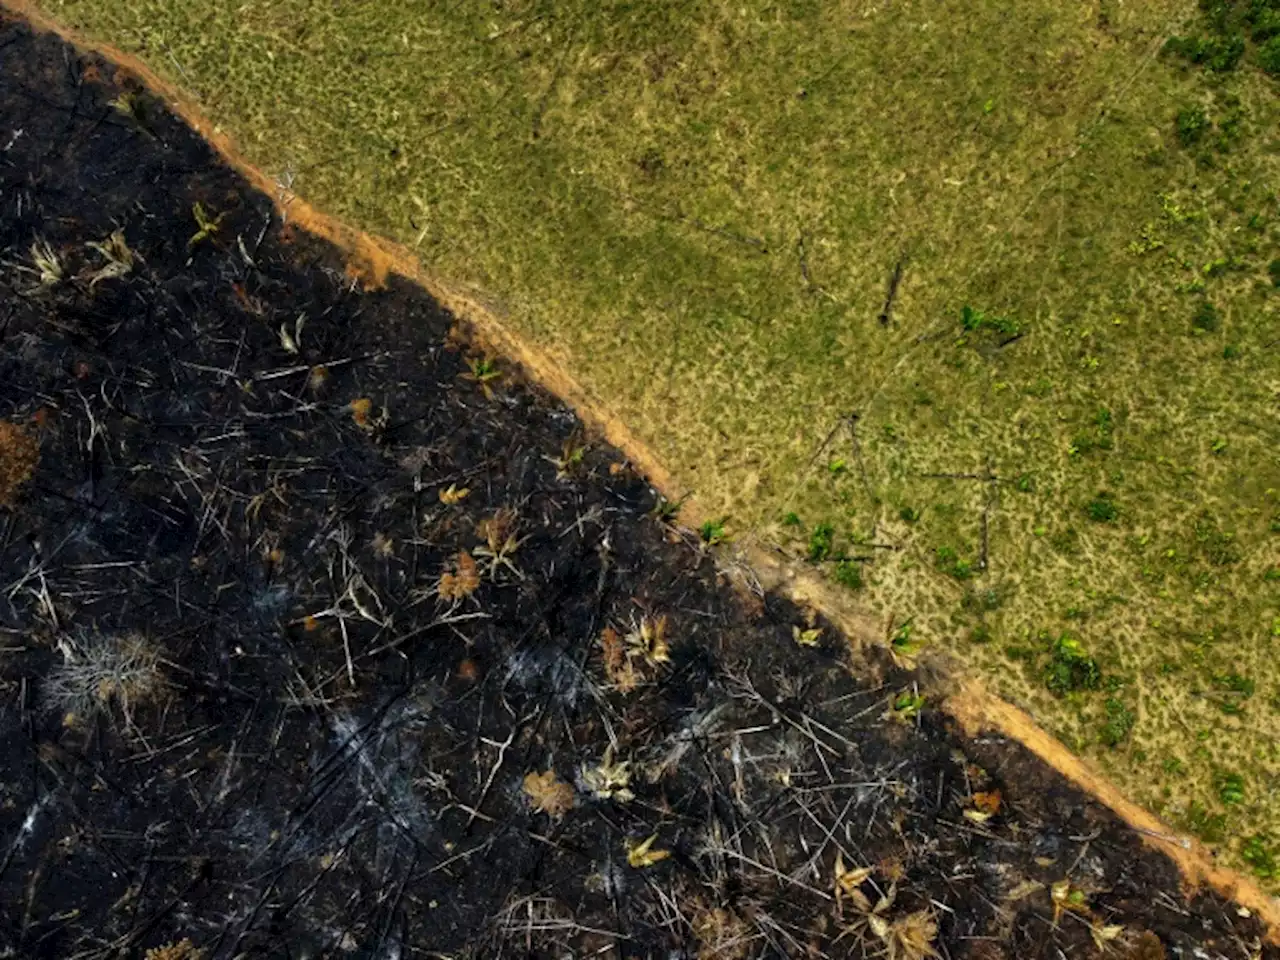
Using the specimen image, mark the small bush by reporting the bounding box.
[1242,835,1277,879]
[808,522,835,562]
[1100,697,1136,746]
[1186,800,1227,843]
[1086,494,1118,523]
[1175,105,1211,145]
[833,558,863,590]
[0,419,39,507]
[1192,300,1220,333]
[899,506,920,523]
[1258,34,1280,72]
[890,620,920,656]
[1044,634,1102,695]
[1218,771,1246,805]
[935,545,974,579]
[1268,258,1280,287]
[960,305,1020,337]
[699,517,727,545]
[1165,35,1245,71]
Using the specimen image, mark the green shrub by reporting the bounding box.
[891,619,919,656]
[699,517,728,545]
[1258,34,1280,72]
[1176,105,1212,145]
[1218,771,1246,804]
[833,559,863,590]
[1086,494,1118,523]
[1165,34,1245,70]
[1186,801,1227,843]
[808,521,835,561]
[935,545,973,579]
[1269,258,1280,287]
[1044,634,1103,695]
[1192,300,1220,333]
[1100,697,1136,746]
[1242,835,1278,879]
[960,305,1021,337]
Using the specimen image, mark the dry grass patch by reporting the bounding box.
[0,419,38,507]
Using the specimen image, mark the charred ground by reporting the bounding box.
[0,12,1276,960]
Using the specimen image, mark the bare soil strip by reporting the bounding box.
[1,6,1277,957]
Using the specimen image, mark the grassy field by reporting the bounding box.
[32,0,1280,883]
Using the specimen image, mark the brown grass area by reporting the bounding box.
[0,418,38,507]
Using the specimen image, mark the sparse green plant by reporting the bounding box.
[45,632,166,728]
[1191,299,1220,333]
[828,457,848,476]
[699,517,728,546]
[1211,671,1255,715]
[1218,771,1246,805]
[462,355,503,398]
[545,433,586,480]
[1241,835,1277,879]
[188,201,226,249]
[1203,256,1232,277]
[970,625,992,644]
[934,545,973,579]
[1195,515,1240,565]
[886,689,926,723]
[1259,34,1280,73]
[834,558,863,590]
[1222,343,1241,359]
[960,304,1021,338]
[1069,408,1115,456]
[808,521,836,561]
[890,619,920,657]
[1175,105,1211,146]
[651,492,689,524]
[1100,697,1136,747]
[899,506,920,523]
[1015,473,1034,493]
[1186,800,1227,843]
[1086,494,1118,524]
[962,586,1003,612]
[781,511,802,527]
[1044,634,1102,696]
[1269,258,1280,287]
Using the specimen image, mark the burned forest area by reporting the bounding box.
[0,12,1275,960]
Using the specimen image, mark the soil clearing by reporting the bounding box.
[1,12,1278,960]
